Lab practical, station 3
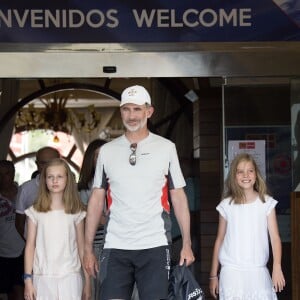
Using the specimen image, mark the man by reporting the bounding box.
[15,146,60,239]
[0,160,24,300]
[84,85,194,300]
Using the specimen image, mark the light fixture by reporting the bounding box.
[15,96,101,135]
[53,134,60,143]
[69,105,101,133]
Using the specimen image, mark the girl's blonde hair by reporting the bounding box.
[223,153,268,204]
[34,158,85,213]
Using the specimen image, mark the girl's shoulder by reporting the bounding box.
[73,209,86,224]
[216,197,232,211]
[24,205,39,223]
[216,197,233,220]
[266,194,276,201]
[260,194,278,205]
[260,194,278,212]
[24,205,36,214]
[219,197,232,205]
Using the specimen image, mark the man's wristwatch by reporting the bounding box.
[23,273,33,281]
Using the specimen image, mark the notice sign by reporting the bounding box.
[228,140,266,179]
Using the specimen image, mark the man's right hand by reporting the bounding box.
[83,251,99,278]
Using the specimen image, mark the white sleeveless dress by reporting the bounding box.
[217,196,278,300]
[25,207,86,300]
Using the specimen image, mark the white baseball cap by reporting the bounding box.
[120,85,151,106]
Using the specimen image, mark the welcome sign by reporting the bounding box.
[0,0,299,42]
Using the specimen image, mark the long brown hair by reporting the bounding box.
[78,139,107,191]
[34,158,84,213]
[223,153,268,204]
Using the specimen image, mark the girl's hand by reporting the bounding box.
[82,280,92,300]
[82,284,92,300]
[209,276,219,299]
[24,279,36,300]
[272,265,285,292]
[84,251,99,278]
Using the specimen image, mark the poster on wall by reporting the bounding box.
[227,140,266,179]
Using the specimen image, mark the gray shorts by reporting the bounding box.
[100,246,171,300]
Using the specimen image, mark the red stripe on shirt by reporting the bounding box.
[161,180,170,213]
[106,183,112,210]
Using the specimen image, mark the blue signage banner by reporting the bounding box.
[0,0,299,43]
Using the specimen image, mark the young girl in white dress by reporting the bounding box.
[24,158,90,300]
[209,153,286,300]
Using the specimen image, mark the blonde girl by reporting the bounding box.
[209,153,285,299]
[24,158,90,300]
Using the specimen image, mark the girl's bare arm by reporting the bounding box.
[24,217,37,300]
[267,209,285,292]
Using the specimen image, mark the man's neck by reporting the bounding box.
[125,127,150,144]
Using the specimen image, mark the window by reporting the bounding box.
[9,130,83,184]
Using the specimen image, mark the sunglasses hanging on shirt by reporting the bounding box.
[129,143,137,166]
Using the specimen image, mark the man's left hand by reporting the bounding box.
[179,244,195,266]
